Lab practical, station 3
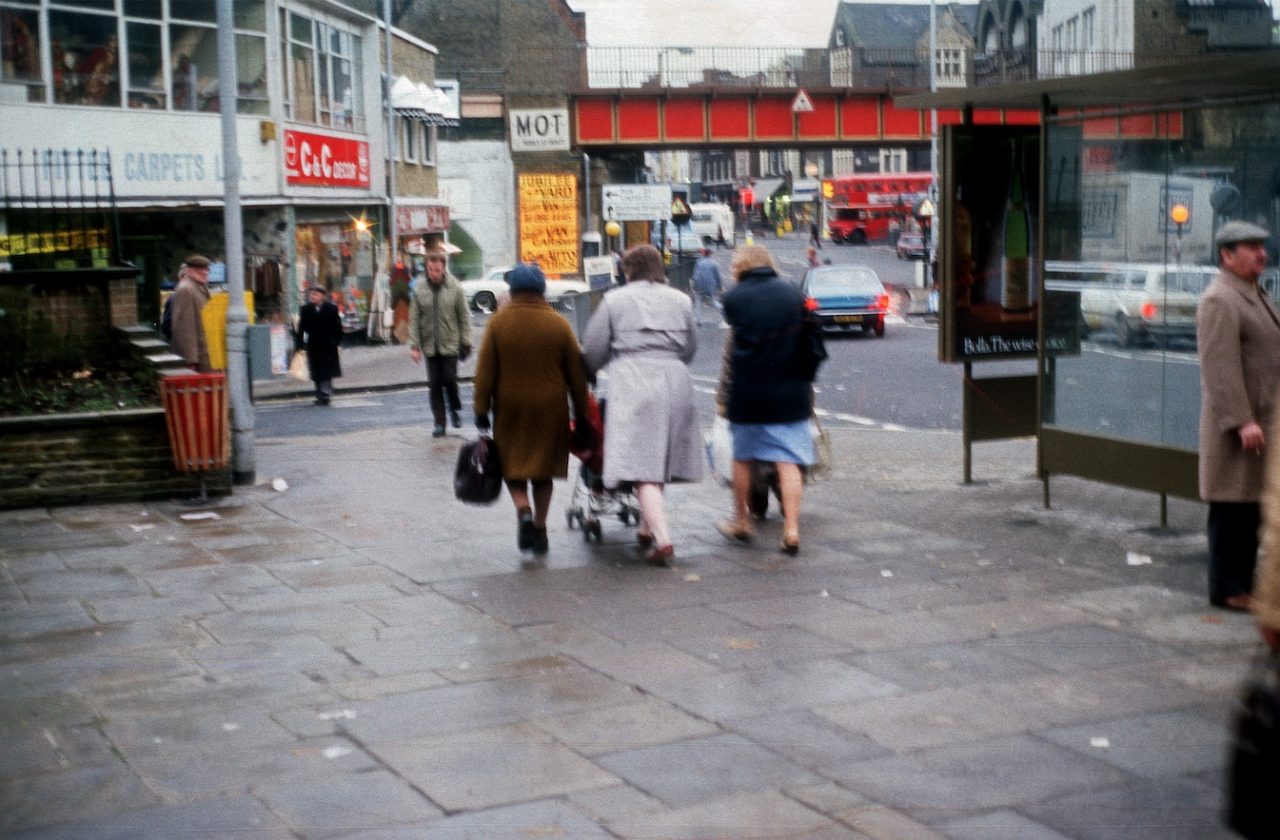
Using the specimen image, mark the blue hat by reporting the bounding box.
[507,263,546,294]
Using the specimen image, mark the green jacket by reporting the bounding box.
[408,274,472,357]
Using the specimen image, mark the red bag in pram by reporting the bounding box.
[569,390,605,476]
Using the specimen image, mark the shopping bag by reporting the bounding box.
[705,416,733,487]
[809,417,833,481]
[1226,651,1280,839]
[287,350,309,381]
[454,437,503,505]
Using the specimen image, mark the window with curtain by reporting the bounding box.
[282,5,362,132]
[49,8,120,107]
[1,5,43,101]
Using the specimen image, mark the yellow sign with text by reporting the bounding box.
[518,173,578,276]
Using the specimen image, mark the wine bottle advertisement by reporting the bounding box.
[940,125,1058,363]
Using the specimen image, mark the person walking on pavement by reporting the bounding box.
[691,248,723,327]
[1197,220,1280,612]
[716,245,815,556]
[473,264,591,558]
[295,285,343,406]
[168,254,213,373]
[583,244,702,566]
[409,250,472,437]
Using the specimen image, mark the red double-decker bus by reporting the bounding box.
[822,172,933,244]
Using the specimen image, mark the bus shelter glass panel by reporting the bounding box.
[1042,102,1280,451]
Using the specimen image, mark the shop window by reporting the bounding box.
[169,22,216,111]
[50,9,120,107]
[1,6,43,101]
[124,1,162,18]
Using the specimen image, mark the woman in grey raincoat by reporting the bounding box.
[583,244,702,565]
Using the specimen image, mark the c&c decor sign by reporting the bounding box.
[283,129,370,188]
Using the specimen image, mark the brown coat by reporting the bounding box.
[473,296,589,481]
[1258,411,1280,631]
[169,279,211,373]
[1196,269,1280,501]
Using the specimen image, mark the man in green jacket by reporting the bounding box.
[409,250,473,437]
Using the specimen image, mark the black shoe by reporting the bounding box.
[432,425,446,438]
[517,510,535,552]
[450,410,462,429]
[532,526,549,555]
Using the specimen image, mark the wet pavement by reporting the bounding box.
[0,412,1258,838]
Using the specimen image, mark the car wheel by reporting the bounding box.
[474,291,497,314]
[874,316,885,337]
[850,230,867,245]
[1115,314,1135,347]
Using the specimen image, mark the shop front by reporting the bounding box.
[294,207,380,339]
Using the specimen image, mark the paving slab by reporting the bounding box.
[606,789,860,839]
[1023,776,1237,840]
[1038,708,1230,779]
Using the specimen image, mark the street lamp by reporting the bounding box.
[605,219,621,257]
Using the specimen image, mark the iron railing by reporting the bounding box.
[0,149,120,271]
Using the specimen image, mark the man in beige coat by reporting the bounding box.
[1197,221,1280,611]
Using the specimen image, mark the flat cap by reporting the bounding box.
[182,254,211,268]
[1214,220,1270,247]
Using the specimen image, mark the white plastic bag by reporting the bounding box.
[705,416,733,487]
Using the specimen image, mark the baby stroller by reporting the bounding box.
[565,390,641,542]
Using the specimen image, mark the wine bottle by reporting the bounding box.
[1000,142,1032,312]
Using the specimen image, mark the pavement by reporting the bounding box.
[1,304,1259,839]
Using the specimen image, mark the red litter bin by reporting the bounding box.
[160,372,229,482]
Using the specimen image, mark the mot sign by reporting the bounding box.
[601,184,673,222]
[510,108,570,152]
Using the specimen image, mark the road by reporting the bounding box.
[255,234,1199,443]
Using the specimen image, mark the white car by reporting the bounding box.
[1078,263,1216,347]
[460,267,589,313]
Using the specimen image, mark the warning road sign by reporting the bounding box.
[791,89,814,113]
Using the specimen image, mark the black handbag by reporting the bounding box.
[1226,650,1280,839]
[795,304,828,382]
[453,437,503,505]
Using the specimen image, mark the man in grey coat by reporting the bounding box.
[409,251,472,437]
[1197,220,1280,611]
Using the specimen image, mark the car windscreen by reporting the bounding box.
[807,269,882,296]
[1160,270,1214,294]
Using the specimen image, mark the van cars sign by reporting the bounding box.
[284,129,370,188]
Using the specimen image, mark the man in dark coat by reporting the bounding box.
[297,285,343,406]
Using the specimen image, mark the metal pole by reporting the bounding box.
[583,151,592,233]
[384,0,397,265]
[929,0,938,242]
[216,0,254,485]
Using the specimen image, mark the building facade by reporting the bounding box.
[0,0,450,334]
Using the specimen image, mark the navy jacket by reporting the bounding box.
[721,267,812,424]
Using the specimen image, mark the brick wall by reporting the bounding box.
[0,409,229,509]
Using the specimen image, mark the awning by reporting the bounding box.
[791,178,821,202]
[390,76,460,127]
[748,178,785,204]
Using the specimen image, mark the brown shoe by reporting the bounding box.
[716,519,754,544]
[636,531,655,549]
[646,544,675,566]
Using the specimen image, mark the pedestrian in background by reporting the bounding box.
[716,244,814,555]
[168,254,212,373]
[583,244,702,566]
[472,264,590,557]
[691,247,723,327]
[809,219,821,250]
[409,250,472,438]
[296,285,342,406]
[1197,220,1280,611]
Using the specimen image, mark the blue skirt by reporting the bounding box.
[731,420,814,465]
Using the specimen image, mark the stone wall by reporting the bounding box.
[0,409,229,509]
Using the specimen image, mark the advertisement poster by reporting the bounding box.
[283,129,371,188]
[940,125,1055,362]
[518,173,579,276]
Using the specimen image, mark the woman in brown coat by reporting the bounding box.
[473,263,590,556]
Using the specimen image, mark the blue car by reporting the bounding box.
[801,265,889,337]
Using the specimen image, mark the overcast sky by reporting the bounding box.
[569,0,846,46]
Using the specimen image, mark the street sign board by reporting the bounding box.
[792,89,814,113]
[602,184,673,222]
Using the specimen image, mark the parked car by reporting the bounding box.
[896,231,927,260]
[1078,263,1216,347]
[801,264,890,337]
[460,267,589,313]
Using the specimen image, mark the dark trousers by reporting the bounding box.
[426,355,461,426]
[1207,501,1260,603]
[313,379,334,402]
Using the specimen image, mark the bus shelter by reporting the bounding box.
[899,51,1280,522]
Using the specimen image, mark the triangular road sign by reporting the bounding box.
[792,89,815,113]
